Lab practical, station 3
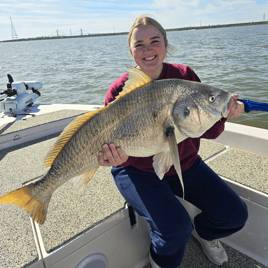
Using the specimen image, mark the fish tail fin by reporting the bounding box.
[0,184,50,225]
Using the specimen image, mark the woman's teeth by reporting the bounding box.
[144,56,156,61]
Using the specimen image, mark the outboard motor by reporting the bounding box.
[0,74,42,115]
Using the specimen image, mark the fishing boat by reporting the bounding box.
[0,76,267,268]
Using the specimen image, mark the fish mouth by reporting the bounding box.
[221,94,232,118]
[221,105,228,118]
[227,96,233,109]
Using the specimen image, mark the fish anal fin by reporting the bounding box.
[116,67,152,100]
[0,185,51,225]
[71,169,98,191]
[153,150,173,180]
[45,108,106,169]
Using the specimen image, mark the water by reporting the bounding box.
[0,24,267,129]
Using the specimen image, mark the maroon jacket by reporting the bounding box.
[104,63,227,174]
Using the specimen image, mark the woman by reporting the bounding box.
[99,16,248,268]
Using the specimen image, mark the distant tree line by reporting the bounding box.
[2,21,267,43]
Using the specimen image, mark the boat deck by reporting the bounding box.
[0,106,267,268]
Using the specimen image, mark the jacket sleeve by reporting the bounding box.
[187,66,201,83]
[104,73,128,106]
[200,118,227,139]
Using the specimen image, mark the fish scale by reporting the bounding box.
[0,67,230,224]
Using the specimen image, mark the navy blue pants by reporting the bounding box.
[111,158,248,268]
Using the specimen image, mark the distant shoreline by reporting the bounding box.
[1,20,267,43]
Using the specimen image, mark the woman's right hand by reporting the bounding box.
[99,143,129,167]
[226,94,245,119]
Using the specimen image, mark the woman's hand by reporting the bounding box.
[227,94,245,119]
[99,143,129,167]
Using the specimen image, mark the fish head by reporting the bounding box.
[172,83,231,138]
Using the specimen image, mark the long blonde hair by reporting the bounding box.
[128,16,168,55]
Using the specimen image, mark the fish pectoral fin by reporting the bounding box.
[153,150,173,180]
[165,125,185,199]
[0,184,51,225]
[71,169,98,191]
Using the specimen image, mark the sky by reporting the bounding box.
[0,0,267,41]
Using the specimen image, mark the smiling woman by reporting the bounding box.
[99,15,248,268]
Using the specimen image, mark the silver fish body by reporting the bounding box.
[0,68,230,224]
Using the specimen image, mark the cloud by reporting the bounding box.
[148,0,268,28]
[0,0,140,39]
[0,0,267,41]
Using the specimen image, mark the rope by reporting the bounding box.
[238,99,268,113]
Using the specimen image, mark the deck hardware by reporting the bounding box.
[75,253,108,268]
[13,134,21,140]
[125,202,137,229]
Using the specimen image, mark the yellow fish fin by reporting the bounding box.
[116,67,152,100]
[45,108,106,168]
[0,184,51,225]
[71,169,98,191]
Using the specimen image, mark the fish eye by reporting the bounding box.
[209,95,216,103]
[184,107,190,116]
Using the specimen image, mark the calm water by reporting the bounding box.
[0,24,267,129]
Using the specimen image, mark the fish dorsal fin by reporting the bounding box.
[116,67,152,100]
[45,108,105,168]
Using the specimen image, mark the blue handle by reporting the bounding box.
[238,99,268,113]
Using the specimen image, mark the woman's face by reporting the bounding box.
[129,24,167,79]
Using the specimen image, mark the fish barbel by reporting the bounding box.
[0,67,231,224]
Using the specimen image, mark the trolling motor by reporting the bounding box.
[0,74,42,116]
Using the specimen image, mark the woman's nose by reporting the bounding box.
[143,44,152,52]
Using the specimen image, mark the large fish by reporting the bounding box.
[0,67,231,224]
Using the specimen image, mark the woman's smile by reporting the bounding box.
[144,56,156,61]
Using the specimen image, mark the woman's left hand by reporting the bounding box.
[227,94,245,119]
